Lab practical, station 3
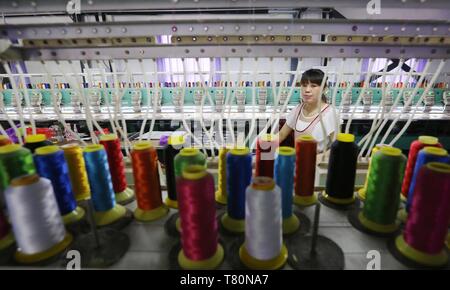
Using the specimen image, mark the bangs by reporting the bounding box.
[300,69,325,86]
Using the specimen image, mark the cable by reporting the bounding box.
[138,59,153,140]
[195,57,219,157]
[345,58,375,134]
[14,63,36,135]
[357,59,399,159]
[2,62,27,143]
[96,60,117,135]
[48,61,87,146]
[389,59,446,146]
[366,59,418,157]
[380,59,431,145]
[180,58,208,155]
[0,63,23,145]
[243,58,258,147]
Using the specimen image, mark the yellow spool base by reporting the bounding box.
[24,134,46,144]
[395,235,448,267]
[400,193,407,203]
[322,191,355,205]
[164,197,178,209]
[215,191,227,205]
[0,232,15,251]
[94,204,126,226]
[62,206,86,225]
[294,193,318,207]
[15,233,73,264]
[178,244,224,270]
[239,243,288,270]
[134,205,169,222]
[75,192,91,202]
[357,187,366,201]
[397,208,408,223]
[282,214,300,234]
[115,187,134,204]
[358,212,399,234]
[221,213,245,233]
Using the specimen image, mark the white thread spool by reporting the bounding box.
[241,176,287,269]
[5,174,69,260]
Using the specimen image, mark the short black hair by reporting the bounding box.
[300,69,328,102]
[300,69,326,86]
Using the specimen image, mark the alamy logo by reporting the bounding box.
[66,0,81,14]
[366,250,381,270]
[366,0,381,15]
[66,250,81,270]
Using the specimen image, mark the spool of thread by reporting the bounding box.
[322,133,358,207]
[99,134,134,205]
[358,144,387,201]
[294,135,318,206]
[0,144,36,191]
[274,146,299,234]
[406,147,449,212]
[0,136,11,147]
[401,136,441,200]
[131,141,168,222]
[177,165,224,270]
[34,145,85,225]
[221,147,252,233]
[23,134,52,153]
[5,174,72,264]
[352,147,406,235]
[61,143,91,201]
[255,134,278,178]
[393,162,450,268]
[174,148,207,177]
[215,146,232,205]
[0,208,14,252]
[239,176,287,270]
[163,135,185,209]
[83,144,127,227]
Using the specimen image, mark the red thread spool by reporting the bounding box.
[294,135,318,206]
[401,136,441,199]
[395,162,450,267]
[99,134,128,193]
[0,136,11,147]
[131,141,167,221]
[255,134,278,178]
[177,165,223,268]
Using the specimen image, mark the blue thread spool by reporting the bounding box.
[83,144,115,212]
[274,146,299,234]
[221,147,252,234]
[83,144,128,227]
[34,145,85,225]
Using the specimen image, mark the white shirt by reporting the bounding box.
[285,103,338,152]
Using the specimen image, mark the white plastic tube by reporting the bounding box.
[14,63,36,135]
[380,59,431,145]
[345,58,375,134]
[366,59,418,157]
[96,60,117,136]
[42,61,87,146]
[2,63,27,142]
[389,59,446,146]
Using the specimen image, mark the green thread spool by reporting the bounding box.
[362,146,406,232]
[174,148,207,177]
[0,144,36,191]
